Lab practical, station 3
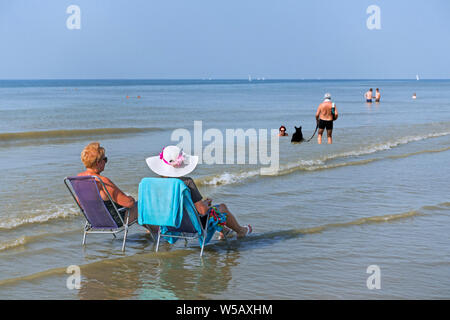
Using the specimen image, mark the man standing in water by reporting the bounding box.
[365,88,373,103]
[315,93,338,144]
[375,88,381,102]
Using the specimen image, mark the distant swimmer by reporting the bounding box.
[412,93,417,99]
[315,93,338,144]
[365,88,373,103]
[278,125,288,136]
[375,88,381,102]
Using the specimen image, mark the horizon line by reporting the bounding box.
[0,78,448,81]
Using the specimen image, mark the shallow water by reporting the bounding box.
[0,79,449,299]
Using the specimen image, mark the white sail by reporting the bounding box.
[416,74,420,81]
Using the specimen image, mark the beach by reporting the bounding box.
[0,79,449,299]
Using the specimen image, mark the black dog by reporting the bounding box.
[291,126,304,143]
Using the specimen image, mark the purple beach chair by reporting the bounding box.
[64,176,136,252]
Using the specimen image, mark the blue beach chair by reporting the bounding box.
[138,177,216,257]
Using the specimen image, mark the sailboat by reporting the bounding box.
[248,75,252,82]
[416,74,420,81]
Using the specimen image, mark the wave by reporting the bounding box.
[327,131,450,160]
[219,210,426,247]
[297,210,422,234]
[0,127,163,142]
[0,265,69,288]
[0,236,28,252]
[199,169,262,186]
[0,231,79,253]
[197,132,450,186]
[0,204,80,231]
[277,146,450,176]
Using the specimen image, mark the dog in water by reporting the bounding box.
[291,126,304,143]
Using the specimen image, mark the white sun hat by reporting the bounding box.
[324,93,332,101]
[146,145,199,177]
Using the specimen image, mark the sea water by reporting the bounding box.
[0,79,449,299]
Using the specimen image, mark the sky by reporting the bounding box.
[0,0,449,79]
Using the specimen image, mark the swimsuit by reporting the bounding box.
[204,205,227,231]
[366,99,373,103]
[318,119,333,130]
[104,200,126,227]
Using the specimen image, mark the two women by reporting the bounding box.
[78,142,251,239]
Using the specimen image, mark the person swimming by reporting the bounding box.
[278,125,288,136]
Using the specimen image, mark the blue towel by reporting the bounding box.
[138,178,186,227]
[138,177,214,245]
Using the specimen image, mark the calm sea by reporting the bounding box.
[0,79,449,299]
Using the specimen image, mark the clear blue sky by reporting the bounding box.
[0,0,449,79]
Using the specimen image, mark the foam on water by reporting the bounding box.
[0,204,80,230]
[197,131,450,186]
[0,236,27,252]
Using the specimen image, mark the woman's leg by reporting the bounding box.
[129,202,159,234]
[218,203,251,238]
[128,203,138,223]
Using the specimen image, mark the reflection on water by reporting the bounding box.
[77,248,241,300]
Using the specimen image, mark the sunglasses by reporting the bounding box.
[102,157,108,163]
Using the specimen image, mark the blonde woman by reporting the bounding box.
[77,142,139,227]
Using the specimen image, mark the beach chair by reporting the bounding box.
[64,175,136,252]
[138,178,215,257]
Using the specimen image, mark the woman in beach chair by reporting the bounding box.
[145,145,252,239]
[78,142,155,233]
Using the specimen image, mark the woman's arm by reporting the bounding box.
[101,177,135,208]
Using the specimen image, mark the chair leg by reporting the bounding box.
[199,215,210,257]
[82,222,89,246]
[200,231,207,257]
[82,230,87,246]
[121,214,130,252]
[200,238,206,257]
[122,227,128,252]
[155,230,161,253]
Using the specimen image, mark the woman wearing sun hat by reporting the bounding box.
[146,145,252,239]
